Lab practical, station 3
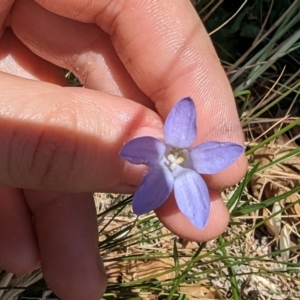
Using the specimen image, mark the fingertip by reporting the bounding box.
[155,189,229,242]
[202,152,248,189]
[0,188,40,275]
[1,253,40,276]
[43,256,107,300]
[28,191,107,300]
[0,74,163,192]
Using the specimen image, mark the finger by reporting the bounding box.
[10,0,153,108]
[0,0,13,37]
[33,0,247,187]
[0,72,163,192]
[0,28,66,85]
[0,187,39,274]
[155,189,229,241]
[25,190,106,300]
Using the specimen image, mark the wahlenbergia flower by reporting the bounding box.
[120,97,245,229]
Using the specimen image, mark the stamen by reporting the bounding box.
[166,148,185,171]
[167,153,176,163]
[176,156,185,164]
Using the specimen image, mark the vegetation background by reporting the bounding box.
[1,0,300,299]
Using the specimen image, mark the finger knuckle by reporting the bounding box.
[28,130,77,188]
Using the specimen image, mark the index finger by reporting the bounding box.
[34,0,247,188]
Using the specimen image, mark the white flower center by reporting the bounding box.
[166,148,185,171]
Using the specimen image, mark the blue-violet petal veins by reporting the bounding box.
[133,165,174,215]
[190,141,245,174]
[120,137,166,166]
[174,169,210,229]
[164,97,196,148]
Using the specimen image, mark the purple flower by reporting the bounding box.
[120,97,244,229]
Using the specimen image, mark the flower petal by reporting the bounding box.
[164,97,196,148]
[133,165,174,215]
[174,169,210,229]
[190,141,245,174]
[120,137,166,166]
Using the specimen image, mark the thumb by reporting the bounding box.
[0,72,163,192]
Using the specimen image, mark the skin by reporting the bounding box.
[0,0,248,299]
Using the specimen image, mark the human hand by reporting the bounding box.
[0,0,247,299]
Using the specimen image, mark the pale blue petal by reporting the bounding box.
[164,97,196,148]
[190,141,245,174]
[133,165,174,215]
[120,137,166,166]
[174,169,210,229]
